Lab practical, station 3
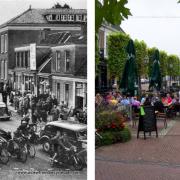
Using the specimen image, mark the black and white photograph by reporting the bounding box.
[0,0,87,179]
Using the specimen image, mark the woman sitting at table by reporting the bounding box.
[162,93,172,106]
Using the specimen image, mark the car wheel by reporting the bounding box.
[42,141,51,153]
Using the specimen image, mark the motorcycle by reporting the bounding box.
[50,145,84,171]
[8,135,28,163]
[77,140,87,167]
[0,137,9,164]
[20,133,36,158]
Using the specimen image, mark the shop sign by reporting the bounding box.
[30,43,36,70]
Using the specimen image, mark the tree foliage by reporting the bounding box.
[95,0,131,33]
[166,55,180,77]
[107,32,130,79]
[134,40,148,77]
[159,51,168,77]
[52,2,71,9]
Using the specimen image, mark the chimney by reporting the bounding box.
[29,5,32,10]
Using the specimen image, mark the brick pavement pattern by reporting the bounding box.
[96,119,180,180]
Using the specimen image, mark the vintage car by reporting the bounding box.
[0,102,11,121]
[39,120,87,153]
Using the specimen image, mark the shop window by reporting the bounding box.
[65,50,70,72]
[57,83,60,103]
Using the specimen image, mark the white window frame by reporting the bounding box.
[61,15,67,21]
[1,35,4,53]
[4,34,7,53]
[56,14,60,21]
[76,14,82,21]
[4,60,7,80]
[1,60,4,79]
[68,15,74,21]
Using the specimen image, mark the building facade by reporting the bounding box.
[0,7,87,87]
[51,43,87,109]
[95,23,124,93]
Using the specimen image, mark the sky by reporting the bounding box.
[121,0,180,56]
[0,0,86,24]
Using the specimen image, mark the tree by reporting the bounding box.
[95,0,131,33]
[134,40,148,91]
[52,2,71,9]
[107,32,130,79]
[159,51,168,77]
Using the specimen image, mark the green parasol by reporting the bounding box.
[120,39,138,96]
[149,49,162,91]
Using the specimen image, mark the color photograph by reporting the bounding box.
[95,0,180,179]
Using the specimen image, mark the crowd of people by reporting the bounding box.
[95,90,180,117]
[6,91,71,125]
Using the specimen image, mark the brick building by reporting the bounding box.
[0,7,87,90]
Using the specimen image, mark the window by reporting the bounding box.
[52,14,56,20]
[21,52,24,67]
[1,60,4,79]
[47,15,52,21]
[76,15,82,21]
[4,34,7,53]
[65,84,69,105]
[4,61,7,80]
[57,83,60,103]
[83,15,87,22]
[25,51,28,67]
[65,50,70,72]
[1,35,4,53]
[17,52,20,67]
[56,51,61,71]
[61,15,67,21]
[68,15,74,21]
[56,15,60,21]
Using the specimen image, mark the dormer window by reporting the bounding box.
[68,15,74,21]
[61,15,67,21]
[52,14,56,21]
[47,14,52,21]
[83,15,87,22]
[76,15,82,21]
[56,15,61,21]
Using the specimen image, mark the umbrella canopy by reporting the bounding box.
[149,49,162,91]
[120,39,138,96]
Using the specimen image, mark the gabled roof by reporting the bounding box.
[0,8,87,28]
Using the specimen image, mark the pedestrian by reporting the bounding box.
[50,104,60,121]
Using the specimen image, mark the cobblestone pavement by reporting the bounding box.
[96,117,180,180]
[0,107,87,180]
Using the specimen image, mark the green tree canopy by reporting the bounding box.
[167,55,180,77]
[107,32,130,79]
[159,51,168,77]
[134,40,148,78]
